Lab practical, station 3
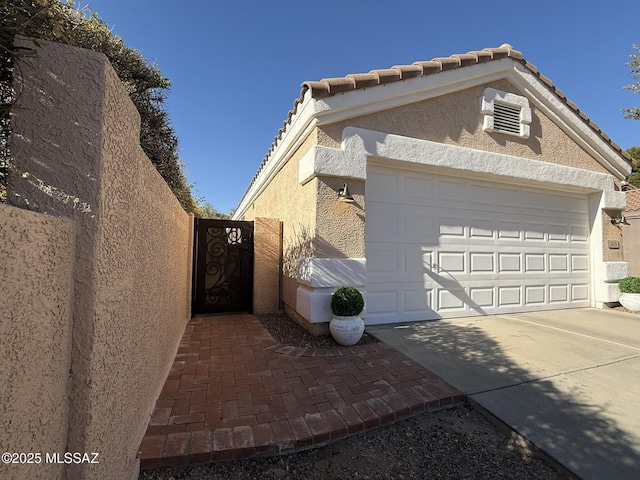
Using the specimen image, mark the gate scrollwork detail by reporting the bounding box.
[193,220,253,314]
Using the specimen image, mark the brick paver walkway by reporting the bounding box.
[138,314,465,469]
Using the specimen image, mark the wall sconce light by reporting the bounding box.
[337,183,354,203]
[611,214,630,226]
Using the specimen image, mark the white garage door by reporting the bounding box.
[365,165,591,324]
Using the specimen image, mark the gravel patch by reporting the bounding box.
[139,405,564,480]
[257,312,378,348]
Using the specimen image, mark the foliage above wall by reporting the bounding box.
[623,44,640,121]
[0,0,198,213]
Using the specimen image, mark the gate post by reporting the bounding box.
[253,218,282,314]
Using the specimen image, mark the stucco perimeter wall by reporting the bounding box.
[318,79,611,177]
[0,205,75,480]
[243,132,317,313]
[7,38,192,480]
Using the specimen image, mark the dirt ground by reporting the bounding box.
[139,405,566,480]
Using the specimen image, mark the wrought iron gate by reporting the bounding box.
[192,219,254,315]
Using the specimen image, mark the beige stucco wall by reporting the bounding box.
[0,204,75,480]
[316,177,365,258]
[7,38,192,480]
[243,132,317,311]
[603,211,625,262]
[318,79,611,177]
[253,217,282,313]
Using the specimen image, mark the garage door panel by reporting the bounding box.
[368,242,434,282]
[366,165,591,324]
[366,202,401,237]
[366,290,398,316]
[549,254,569,272]
[571,254,589,271]
[469,287,495,309]
[470,252,495,273]
[439,220,466,238]
[548,223,569,242]
[366,284,438,323]
[404,288,434,313]
[498,286,522,307]
[572,284,590,301]
[437,251,465,273]
[525,253,545,272]
[525,285,546,304]
[437,288,467,312]
[497,220,522,240]
[498,253,522,273]
[570,226,589,242]
[436,178,468,205]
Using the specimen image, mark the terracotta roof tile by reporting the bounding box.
[320,76,355,94]
[370,68,402,84]
[239,44,633,209]
[564,98,578,111]
[469,50,493,63]
[411,60,442,74]
[627,189,640,211]
[346,73,379,88]
[390,64,423,79]
[451,53,478,67]
[432,56,460,70]
[482,45,512,59]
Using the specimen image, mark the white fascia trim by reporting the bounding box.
[298,145,366,184]
[300,126,617,194]
[509,63,631,179]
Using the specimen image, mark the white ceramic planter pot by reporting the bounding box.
[619,293,640,312]
[329,315,365,346]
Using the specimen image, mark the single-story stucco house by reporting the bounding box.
[233,44,633,333]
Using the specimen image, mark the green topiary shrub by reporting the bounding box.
[331,286,365,317]
[619,277,640,294]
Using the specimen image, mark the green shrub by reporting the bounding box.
[331,287,364,317]
[619,277,640,294]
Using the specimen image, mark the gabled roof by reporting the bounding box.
[237,44,631,217]
[302,44,521,98]
[300,44,630,162]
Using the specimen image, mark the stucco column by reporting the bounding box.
[253,218,282,314]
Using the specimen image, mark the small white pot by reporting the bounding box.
[619,293,640,312]
[329,315,365,346]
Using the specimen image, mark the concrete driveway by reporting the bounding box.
[368,308,640,480]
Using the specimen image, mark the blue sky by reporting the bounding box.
[84,0,639,214]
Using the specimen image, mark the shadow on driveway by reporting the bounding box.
[368,309,640,480]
